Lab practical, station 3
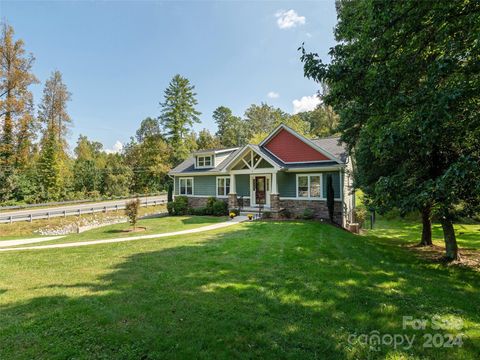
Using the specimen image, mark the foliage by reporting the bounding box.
[135,117,161,143]
[262,211,272,219]
[301,0,480,260]
[159,74,200,162]
[124,198,140,229]
[0,22,38,201]
[213,106,248,147]
[212,199,228,216]
[302,208,314,220]
[167,182,173,202]
[281,208,292,219]
[167,196,189,216]
[196,129,221,150]
[353,205,368,228]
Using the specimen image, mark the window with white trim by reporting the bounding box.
[196,155,213,168]
[297,174,322,198]
[216,177,230,197]
[179,178,193,195]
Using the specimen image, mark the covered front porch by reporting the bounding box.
[224,145,282,213]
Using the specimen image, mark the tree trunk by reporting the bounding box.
[418,206,433,246]
[440,217,459,261]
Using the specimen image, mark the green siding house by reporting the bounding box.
[169,124,355,228]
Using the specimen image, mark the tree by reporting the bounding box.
[159,74,200,162]
[102,154,133,197]
[213,106,248,147]
[244,103,309,144]
[124,135,173,194]
[125,198,141,230]
[299,103,339,138]
[37,70,72,150]
[136,117,161,143]
[197,129,220,150]
[301,0,480,260]
[0,22,38,201]
[36,70,73,201]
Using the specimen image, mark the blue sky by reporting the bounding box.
[1,1,337,152]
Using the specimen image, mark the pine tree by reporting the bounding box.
[36,70,73,201]
[38,70,72,150]
[159,74,200,162]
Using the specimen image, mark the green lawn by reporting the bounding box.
[15,215,228,247]
[366,217,480,250]
[0,220,479,359]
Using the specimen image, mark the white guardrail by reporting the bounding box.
[0,198,168,224]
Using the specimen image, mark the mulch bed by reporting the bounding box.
[407,243,480,271]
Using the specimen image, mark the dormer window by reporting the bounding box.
[196,155,213,168]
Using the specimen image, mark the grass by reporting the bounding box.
[366,216,480,250]
[0,219,479,359]
[11,215,228,247]
[0,205,167,239]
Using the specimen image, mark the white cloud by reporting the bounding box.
[105,140,123,154]
[267,91,279,99]
[275,9,306,29]
[292,94,320,114]
[306,32,313,38]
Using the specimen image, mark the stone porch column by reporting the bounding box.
[228,174,238,209]
[270,172,280,213]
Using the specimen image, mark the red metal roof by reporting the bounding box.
[263,128,331,162]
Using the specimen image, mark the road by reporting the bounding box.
[0,195,167,224]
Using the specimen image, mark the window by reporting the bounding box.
[297,174,322,198]
[298,176,309,197]
[197,155,212,168]
[179,178,193,195]
[217,177,230,197]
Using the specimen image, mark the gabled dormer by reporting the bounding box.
[193,148,239,169]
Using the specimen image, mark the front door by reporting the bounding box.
[255,176,266,205]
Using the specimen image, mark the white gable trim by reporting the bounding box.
[259,124,343,164]
[223,144,281,171]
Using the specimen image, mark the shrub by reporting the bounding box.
[192,207,208,216]
[302,208,315,220]
[262,211,272,219]
[353,205,368,227]
[125,198,141,229]
[167,201,174,215]
[212,200,228,216]
[282,208,292,219]
[167,196,189,215]
[230,208,240,216]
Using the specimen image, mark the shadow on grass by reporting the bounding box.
[1,221,479,359]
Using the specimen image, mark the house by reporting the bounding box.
[169,124,355,228]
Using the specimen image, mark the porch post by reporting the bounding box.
[228,173,238,209]
[271,171,278,194]
[270,171,280,216]
[229,173,236,194]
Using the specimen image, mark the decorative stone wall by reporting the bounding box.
[237,196,250,208]
[279,199,343,224]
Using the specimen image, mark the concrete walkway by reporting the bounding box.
[0,236,65,247]
[0,216,248,252]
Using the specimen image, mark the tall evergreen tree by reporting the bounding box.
[38,70,72,150]
[36,70,73,201]
[159,74,200,162]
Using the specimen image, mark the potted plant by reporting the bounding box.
[229,212,236,219]
[247,214,253,221]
